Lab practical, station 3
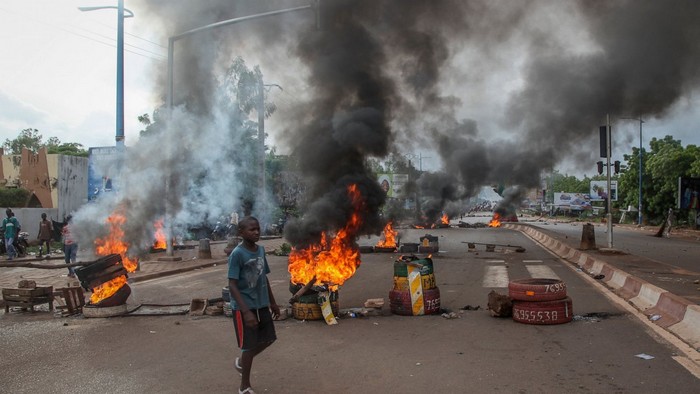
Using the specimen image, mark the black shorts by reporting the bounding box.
[233,307,277,351]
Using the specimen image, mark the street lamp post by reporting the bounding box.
[78,0,134,149]
[163,4,316,255]
[621,117,644,225]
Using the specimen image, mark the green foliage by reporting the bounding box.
[2,128,86,157]
[0,187,30,207]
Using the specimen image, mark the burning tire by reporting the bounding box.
[393,274,437,291]
[289,282,319,297]
[508,278,567,302]
[512,297,573,325]
[393,259,434,277]
[388,287,441,316]
[292,301,339,321]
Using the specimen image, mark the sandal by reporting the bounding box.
[235,357,243,376]
[239,387,255,394]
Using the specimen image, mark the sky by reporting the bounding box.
[1,0,699,177]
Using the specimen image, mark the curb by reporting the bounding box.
[504,223,700,350]
[129,258,228,283]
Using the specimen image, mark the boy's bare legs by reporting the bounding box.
[240,342,273,391]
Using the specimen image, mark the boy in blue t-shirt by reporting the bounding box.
[228,216,279,394]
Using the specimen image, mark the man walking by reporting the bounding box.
[37,212,53,258]
[2,208,20,260]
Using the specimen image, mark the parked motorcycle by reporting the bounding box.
[0,231,29,258]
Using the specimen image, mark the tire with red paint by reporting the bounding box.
[389,287,441,316]
[512,297,573,325]
[508,278,567,302]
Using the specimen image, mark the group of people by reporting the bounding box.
[2,209,78,277]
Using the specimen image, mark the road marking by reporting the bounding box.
[526,265,560,279]
[522,260,543,263]
[483,266,508,288]
[486,260,505,263]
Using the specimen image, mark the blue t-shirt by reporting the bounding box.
[227,244,271,310]
[2,217,19,239]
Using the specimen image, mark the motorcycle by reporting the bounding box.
[0,231,29,258]
[211,219,236,241]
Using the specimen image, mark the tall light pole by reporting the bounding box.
[163,4,316,255]
[621,117,644,225]
[78,0,134,149]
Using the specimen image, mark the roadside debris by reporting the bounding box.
[635,353,655,360]
[461,305,481,311]
[649,314,662,322]
[441,312,459,319]
[487,290,512,317]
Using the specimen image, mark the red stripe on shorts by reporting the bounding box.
[235,310,244,347]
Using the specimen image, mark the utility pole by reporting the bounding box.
[258,74,267,227]
[606,114,613,248]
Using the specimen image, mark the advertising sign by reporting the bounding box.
[553,193,592,210]
[678,177,700,209]
[377,173,408,198]
[88,146,122,201]
[590,180,618,201]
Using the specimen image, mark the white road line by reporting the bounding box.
[483,266,509,288]
[486,260,505,263]
[522,260,543,263]
[526,265,560,279]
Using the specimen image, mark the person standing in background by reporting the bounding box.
[2,208,20,260]
[37,213,53,258]
[62,215,78,277]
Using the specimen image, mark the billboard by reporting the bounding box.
[590,180,618,201]
[377,173,408,198]
[554,192,592,210]
[678,177,700,209]
[88,146,122,201]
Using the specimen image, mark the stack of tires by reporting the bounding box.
[289,282,339,321]
[389,256,441,316]
[508,278,572,325]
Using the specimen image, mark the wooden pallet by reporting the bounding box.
[55,287,85,316]
[2,286,54,313]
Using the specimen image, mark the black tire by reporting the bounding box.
[389,287,441,316]
[512,297,573,325]
[508,278,567,302]
[297,293,320,304]
[393,258,434,277]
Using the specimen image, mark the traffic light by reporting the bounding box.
[614,160,620,174]
[596,161,604,174]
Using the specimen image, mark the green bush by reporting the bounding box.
[0,187,30,207]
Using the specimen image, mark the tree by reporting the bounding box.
[637,136,699,223]
[3,128,43,154]
[2,128,87,157]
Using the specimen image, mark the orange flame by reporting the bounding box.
[413,225,425,229]
[92,213,138,304]
[288,184,364,286]
[89,275,127,304]
[95,213,138,272]
[488,213,502,227]
[153,219,166,249]
[441,213,449,225]
[376,222,398,248]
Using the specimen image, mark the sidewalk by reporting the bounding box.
[0,237,287,296]
[505,222,700,351]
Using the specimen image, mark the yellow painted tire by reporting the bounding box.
[292,301,339,321]
[393,274,436,291]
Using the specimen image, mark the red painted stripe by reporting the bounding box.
[235,310,244,346]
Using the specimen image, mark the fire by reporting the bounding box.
[488,213,502,227]
[288,184,364,287]
[376,222,398,248]
[90,275,127,304]
[441,213,449,225]
[94,213,138,272]
[153,219,166,249]
[413,225,425,229]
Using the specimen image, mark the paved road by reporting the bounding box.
[2,226,698,393]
